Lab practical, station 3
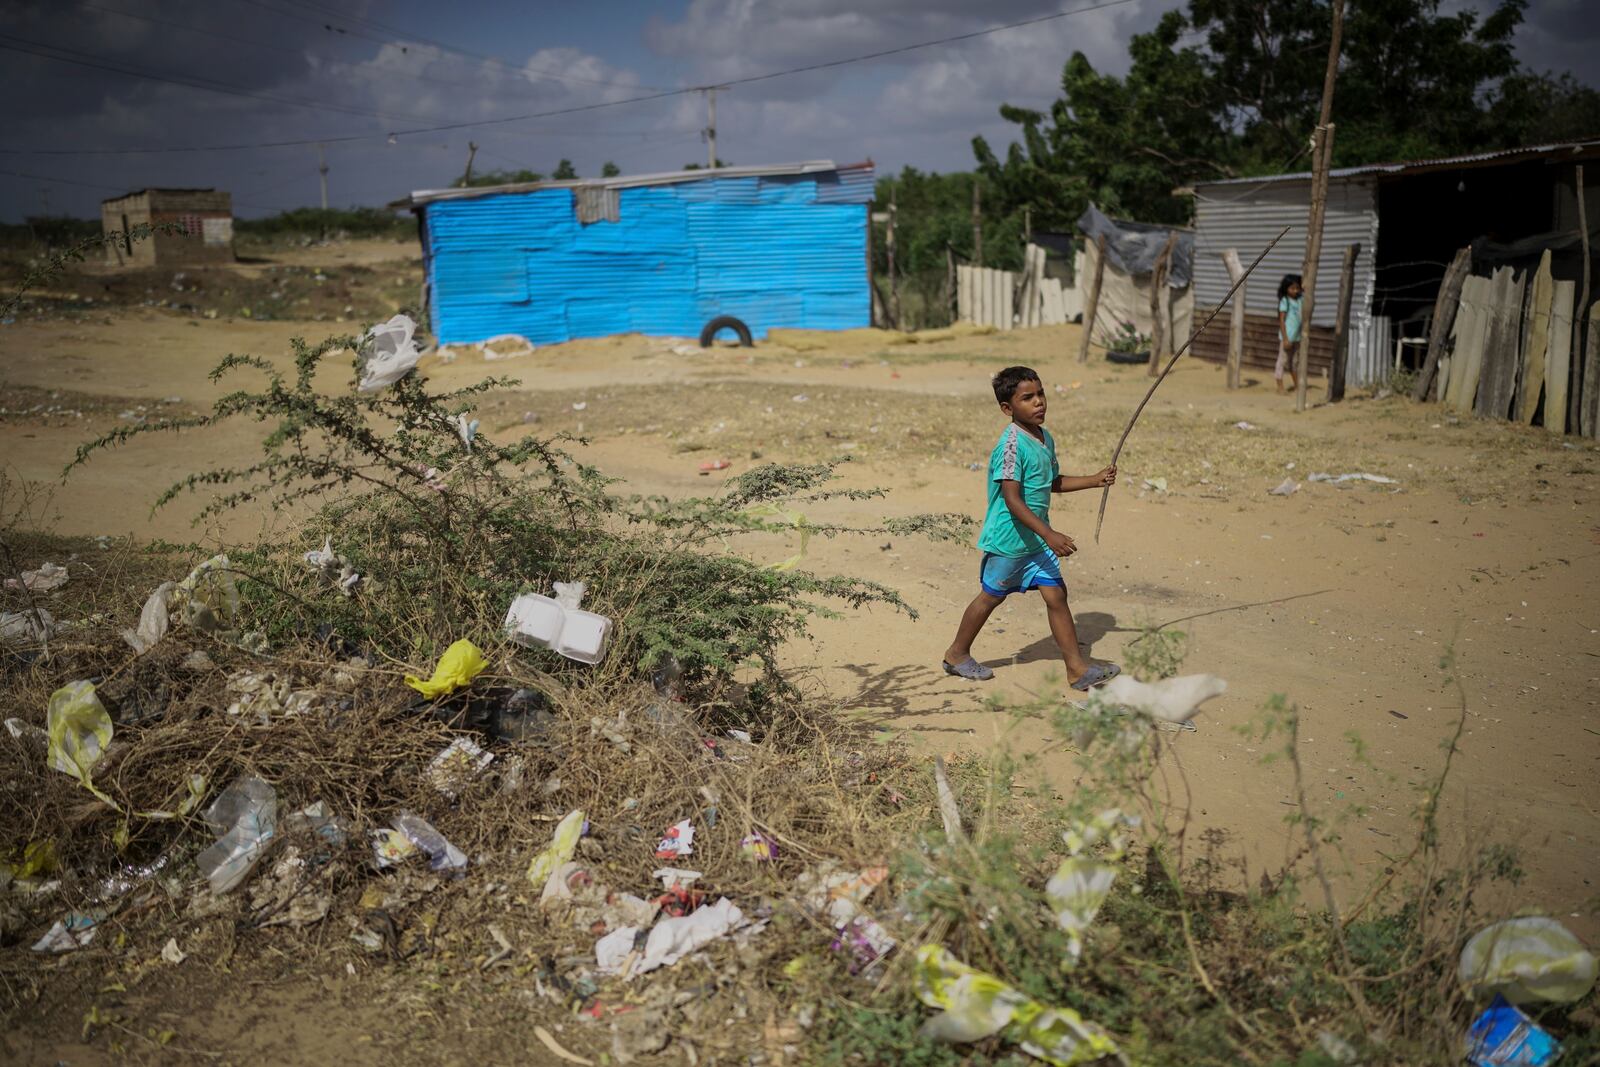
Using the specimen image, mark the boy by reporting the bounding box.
[941,366,1121,691]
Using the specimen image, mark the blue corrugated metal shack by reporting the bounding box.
[396,160,875,345]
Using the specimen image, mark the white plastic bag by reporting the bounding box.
[359,314,420,393]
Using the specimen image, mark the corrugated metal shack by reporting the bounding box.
[395,160,875,346]
[1187,139,1600,387]
[101,188,235,268]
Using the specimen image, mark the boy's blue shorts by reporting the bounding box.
[980,550,1064,597]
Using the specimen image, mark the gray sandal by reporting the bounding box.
[942,656,994,681]
[1070,663,1121,691]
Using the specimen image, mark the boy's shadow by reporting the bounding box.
[982,611,1125,668]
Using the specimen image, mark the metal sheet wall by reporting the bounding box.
[1191,177,1379,329]
[424,168,870,345]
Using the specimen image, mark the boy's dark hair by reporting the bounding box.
[1277,274,1303,300]
[992,365,1041,405]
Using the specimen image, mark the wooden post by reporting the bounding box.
[1584,300,1600,438]
[972,181,983,268]
[1148,232,1177,377]
[1573,164,1591,434]
[1297,0,1346,412]
[945,244,957,327]
[1412,246,1471,402]
[1024,205,1032,246]
[1223,249,1246,389]
[1327,242,1358,402]
[1077,234,1106,364]
[866,205,878,327]
[887,187,900,330]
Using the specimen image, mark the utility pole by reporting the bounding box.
[1296,0,1345,412]
[463,141,478,186]
[317,142,329,210]
[703,88,719,169]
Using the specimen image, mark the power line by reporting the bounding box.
[229,0,667,93]
[1,0,1143,157]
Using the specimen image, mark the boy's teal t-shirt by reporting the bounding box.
[1279,294,1303,342]
[977,424,1059,557]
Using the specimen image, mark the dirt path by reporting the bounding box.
[3,292,1597,945]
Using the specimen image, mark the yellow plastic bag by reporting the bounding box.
[405,639,487,699]
[914,945,1124,1066]
[1459,917,1598,1005]
[47,681,113,781]
[526,809,585,890]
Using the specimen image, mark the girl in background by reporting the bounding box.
[1276,274,1303,394]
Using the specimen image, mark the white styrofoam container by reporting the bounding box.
[555,609,612,665]
[504,593,612,664]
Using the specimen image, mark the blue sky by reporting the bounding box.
[0,0,1593,222]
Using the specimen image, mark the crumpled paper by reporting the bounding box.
[1,607,55,646]
[1459,917,1598,1005]
[914,944,1125,1066]
[405,639,487,699]
[6,562,68,592]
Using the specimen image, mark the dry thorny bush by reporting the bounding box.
[0,271,1594,1062]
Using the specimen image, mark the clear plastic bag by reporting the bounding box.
[1459,917,1598,1005]
[194,775,278,894]
[359,314,420,393]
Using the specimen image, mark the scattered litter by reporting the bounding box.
[405,639,487,699]
[791,394,808,403]
[505,584,613,665]
[1269,477,1300,496]
[383,811,467,874]
[914,945,1124,1065]
[1097,673,1227,725]
[1466,995,1560,1067]
[654,819,695,860]
[1047,809,1139,963]
[740,832,776,861]
[1,607,55,646]
[630,896,748,977]
[455,413,479,452]
[45,681,113,796]
[427,737,494,798]
[181,650,216,672]
[595,925,639,975]
[798,865,888,927]
[1308,471,1398,486]
[4,716,47,749]
[698,459,731,474]
[161,938,186,964]
[1459,917,1597,1005]
[173,554,239,633]
[358,314,421,392]
[1234,421,1257,430]
[526,809,586,889]
[5,562,68,592]
[122,582,175,654]
[195,775,278,894]
[572,401,587,411]
[831,915,896,973]
[1142,477,1168,493]
[31,912,101,953]
[728,728,753,744]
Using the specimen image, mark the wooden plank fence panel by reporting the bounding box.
[1517,251,1553,424]
[1478,266,1523,421]
[1446,275,1491,412]
[1546,280,1575,433]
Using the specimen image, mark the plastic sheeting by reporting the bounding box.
[1076,204,1192,288]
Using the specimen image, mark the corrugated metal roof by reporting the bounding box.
[1192,138,1600,190]
[1191,177,1378,329]
[399,159,873,208]
[423,167,870,345]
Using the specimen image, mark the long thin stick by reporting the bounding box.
[1095,226,1290,542]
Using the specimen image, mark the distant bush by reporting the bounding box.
[234,207,415,241]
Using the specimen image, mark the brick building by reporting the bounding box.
[100,188,235,268]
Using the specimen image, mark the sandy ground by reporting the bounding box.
[2,241,1597,1036]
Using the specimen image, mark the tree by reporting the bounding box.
[553,159,579,180]
[601,161,621,177]
[454,168,542,189]
[974,0,1566,224]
